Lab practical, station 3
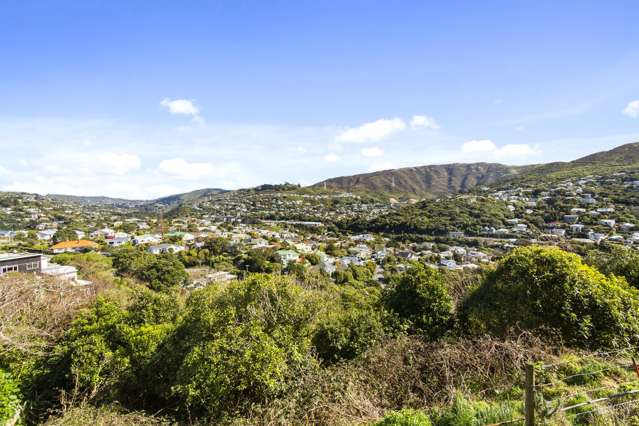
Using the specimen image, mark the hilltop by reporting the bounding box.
[311,163,521,199]
[311,142,639,198]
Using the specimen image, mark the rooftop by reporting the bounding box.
[0,252,42,262]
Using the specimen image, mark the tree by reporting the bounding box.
[461,246,639,349]
[139,253,189,291]
[585,245,639,289]
[159,274,324,420]
[53,228,77,243]
[384,264,453,340]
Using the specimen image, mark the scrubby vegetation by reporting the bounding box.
[3,245,639,424]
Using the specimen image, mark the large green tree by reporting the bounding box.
[461,245,639,348]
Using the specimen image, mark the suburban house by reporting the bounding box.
[41,256,78,281]
[90,228,116,239]
[133,234,162,245]
[166,231,195,242]
[0,252,42,275]
[106,237,130,247]
[50,239,100,254]
[148,244,185,254]
[37,229,57,241]
[276,250,299,265]
[0,230,15,239]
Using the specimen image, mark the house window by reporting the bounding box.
[25,262,39,271]
[0,265,19,275]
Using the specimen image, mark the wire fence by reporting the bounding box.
[483,345,639,425]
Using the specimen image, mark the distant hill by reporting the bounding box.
[310,142,639,198]
[152,188,228,206]
[24,141,639,205]
[46,194,146,207]
[572,142,639,165]
[311,163,522,198]
[47,188,228,208]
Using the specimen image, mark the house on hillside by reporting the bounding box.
[50,240,99,254]
[0,252,42,275]
[276,250,299,265]
[133,234,162,245]
[148,244,185,254]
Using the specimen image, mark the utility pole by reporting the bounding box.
[525,363,536,426]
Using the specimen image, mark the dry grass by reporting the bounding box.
[0,274,99,356]
[235,333,556,426]
[44,404,173,426]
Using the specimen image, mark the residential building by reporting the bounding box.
[0,252,42,275]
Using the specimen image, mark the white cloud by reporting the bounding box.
[336,118,406,143]
[160,98,202,123]
[623,100,639,118]
[361,146,384,158]
[410,115,439,129]
[323,153,340,162]
[461,139,539,160]
[462,139,497,153]
[159,158,214,179]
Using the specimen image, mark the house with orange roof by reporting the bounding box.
[50,240,100,254]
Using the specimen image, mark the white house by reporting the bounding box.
[133,234,162,245]
[148,244,185,254]
[37,229,57,241]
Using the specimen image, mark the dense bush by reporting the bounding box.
[313,285,389,364]
[374,409,432,426]
[585,245,639,289]
[384,264,453,339]
[0,369,21,423]
[461,246,639,348]
[41,289,182,408]
[112,247,188,290]
[151,274,328,420]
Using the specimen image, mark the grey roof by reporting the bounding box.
[0,252,42,262]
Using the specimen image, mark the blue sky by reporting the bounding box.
[1,0,638,198]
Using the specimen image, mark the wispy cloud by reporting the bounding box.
[160,98,203,123]
[623,100,639,118]
[461,139,539,161]
[410,115,439,129]
[336,118,406,143]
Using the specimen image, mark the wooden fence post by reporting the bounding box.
[525,363,536,426]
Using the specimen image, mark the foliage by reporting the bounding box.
[156,274,326,420]
[138,254,189,291]
[343,197,513,236]
[430,394,522,426]
[585,245,639,289]
[313,285,388,364]
[53,228,78,243]
[41,289,182,408]
[374,409,432,426]
[0,369,21,424]
[112,247,188,291]
[384,264,453,339]
[461,246,639,348]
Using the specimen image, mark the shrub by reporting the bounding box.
[0,369,21,423]
[161,274,326,420]
[384,264,453,339]
[461,246,639,348]
[585,245,639,289]
[431,394,522,426]
[375,409,432,426]
[313,306,386,364]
